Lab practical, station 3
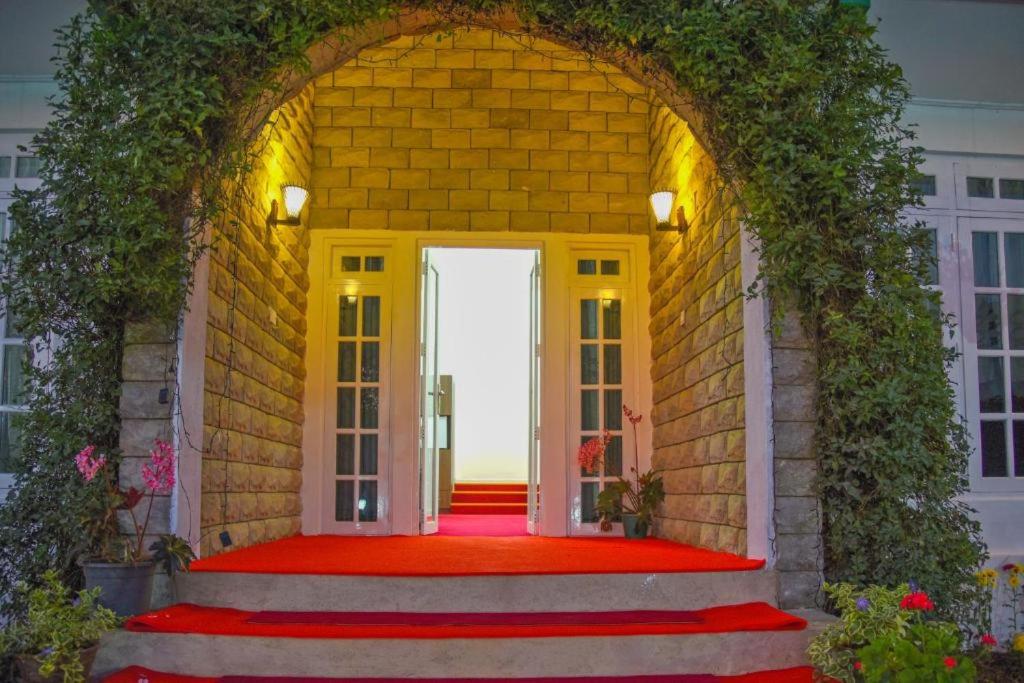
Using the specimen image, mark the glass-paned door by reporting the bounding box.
[0,210,25,503]
[325,286,389,531]
[419,253,441,534]
[961,218,1024,491]
[570,287,630,533]
[527,252,542,534]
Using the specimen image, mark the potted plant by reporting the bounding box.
[0,570,120,683]
[75,439,193,616]
[578,404,665,539]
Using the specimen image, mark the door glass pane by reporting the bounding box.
[1007,234,1024,287]
[910,174,937,196]
[0,158,9,178]
[577,259,597,275]
[1015,421,1024,476]
[0,412,19,473]
[980,420,1008,477]
[361,342,380,382]
[360,434,379,475]
[339,296,358,336]
[1012,358,1024,412]
[600,260,620,275]
[580,482,599,523]
[978,357,1005,412]
[341,256,361,272]
[976,294,1002,349]
[14,157,40,178]
[336,434,355,475]
[604,389,623,430]
[2,345,27,405]
[363,296,381,337]
[920,229,939,286]
[602,300,621,339]
[1010,295,1024,349]
[581,300,598,339]
[359,481,378,522]
[967,177,995,199]
[337,388,355,428]
[604,435,622,477]
[581,390,599,431]
[581,345,599,385]
[360,387,379,429]
[365,256,385,272]
[1001,179,1024,200]
[604,345,622,384]
[337,342,356,382]
[973,232,999,287]
[335,480,355,521]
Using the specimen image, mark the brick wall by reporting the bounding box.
[309,30,651,234]
[647,105,747,556]
[199,86,315,556]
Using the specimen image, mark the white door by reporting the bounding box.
[527,252,542,534]
[419,253,441,534]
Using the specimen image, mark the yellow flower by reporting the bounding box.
[1011,573,1022,589]
[1013,633,1024,654]
[976,568,999,589]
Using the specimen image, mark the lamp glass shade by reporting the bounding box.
[650,190,676,225]
[281,185,309,219]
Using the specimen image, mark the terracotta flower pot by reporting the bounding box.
[14,644,99,683]
[82,560,155,617]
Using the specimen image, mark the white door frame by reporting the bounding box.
[302,230,653,537]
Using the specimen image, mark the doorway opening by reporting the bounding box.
[419,247,541,537]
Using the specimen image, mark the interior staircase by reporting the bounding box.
[92,536,831,681]
[450,481,528,515]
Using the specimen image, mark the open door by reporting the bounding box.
[527,252,542,534]
[419,251,441,534]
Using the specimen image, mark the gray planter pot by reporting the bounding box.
[621,513,650,539]
[82,560,155,617]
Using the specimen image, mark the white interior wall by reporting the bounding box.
[429,248,535,482]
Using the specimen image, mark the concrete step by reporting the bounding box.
[167,569,780,613]
[93,607,832,679]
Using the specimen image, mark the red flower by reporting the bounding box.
[1004,563,1018,571]
[622,404,643,426]
[899,591,935,611]
[981,633,998,647]
[853,661,862,671]
[943,657,956,670]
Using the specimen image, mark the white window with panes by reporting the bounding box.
[0,208,27,502]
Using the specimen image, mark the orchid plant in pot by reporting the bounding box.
[578,404,665,539]
[75,439,194,616]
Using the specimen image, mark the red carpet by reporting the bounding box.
[125,602,804,640]
[191,535,765,576]
[437,514,527,536]
[451,482,528,515]
[104,667,815,682]
[245,609,701,627]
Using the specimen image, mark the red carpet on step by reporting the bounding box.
[245,609,701,627]
[437,514,527,536]
[125,602,805,640]
[191,535,765,576]
[104,666,815,682]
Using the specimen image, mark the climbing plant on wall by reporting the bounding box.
[0,0,985,618]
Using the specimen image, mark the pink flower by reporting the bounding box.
[622,404,643,426]
[853,661,862,671]
[578,431,610,474]
[141,439,175,494]
[74,445,106,482]
[981,633,998,647]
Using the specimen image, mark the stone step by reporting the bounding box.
[93,610,831,680]
[168,569,780,613]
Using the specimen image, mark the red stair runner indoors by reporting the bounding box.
[105,666,817,682]
[436,513,527,536]
[450,481,528,515]
[124,602,805,640]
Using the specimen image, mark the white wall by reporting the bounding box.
[429,248,535,482]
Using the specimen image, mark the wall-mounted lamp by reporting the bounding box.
[650,189,687,233]
[267,184,310,228]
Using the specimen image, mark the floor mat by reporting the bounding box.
[125,602,804,640]
[191,535,765,576]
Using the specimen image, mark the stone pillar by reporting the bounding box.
[770,310,823,608]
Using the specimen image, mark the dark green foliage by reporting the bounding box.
[0,0,984,620]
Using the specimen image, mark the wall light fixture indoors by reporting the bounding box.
[267,184,310,227]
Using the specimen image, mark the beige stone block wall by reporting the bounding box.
[200,86,314,556]
[309,30,651,234]
[647,105,747,555]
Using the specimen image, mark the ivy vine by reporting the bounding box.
[0,0,985,619]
